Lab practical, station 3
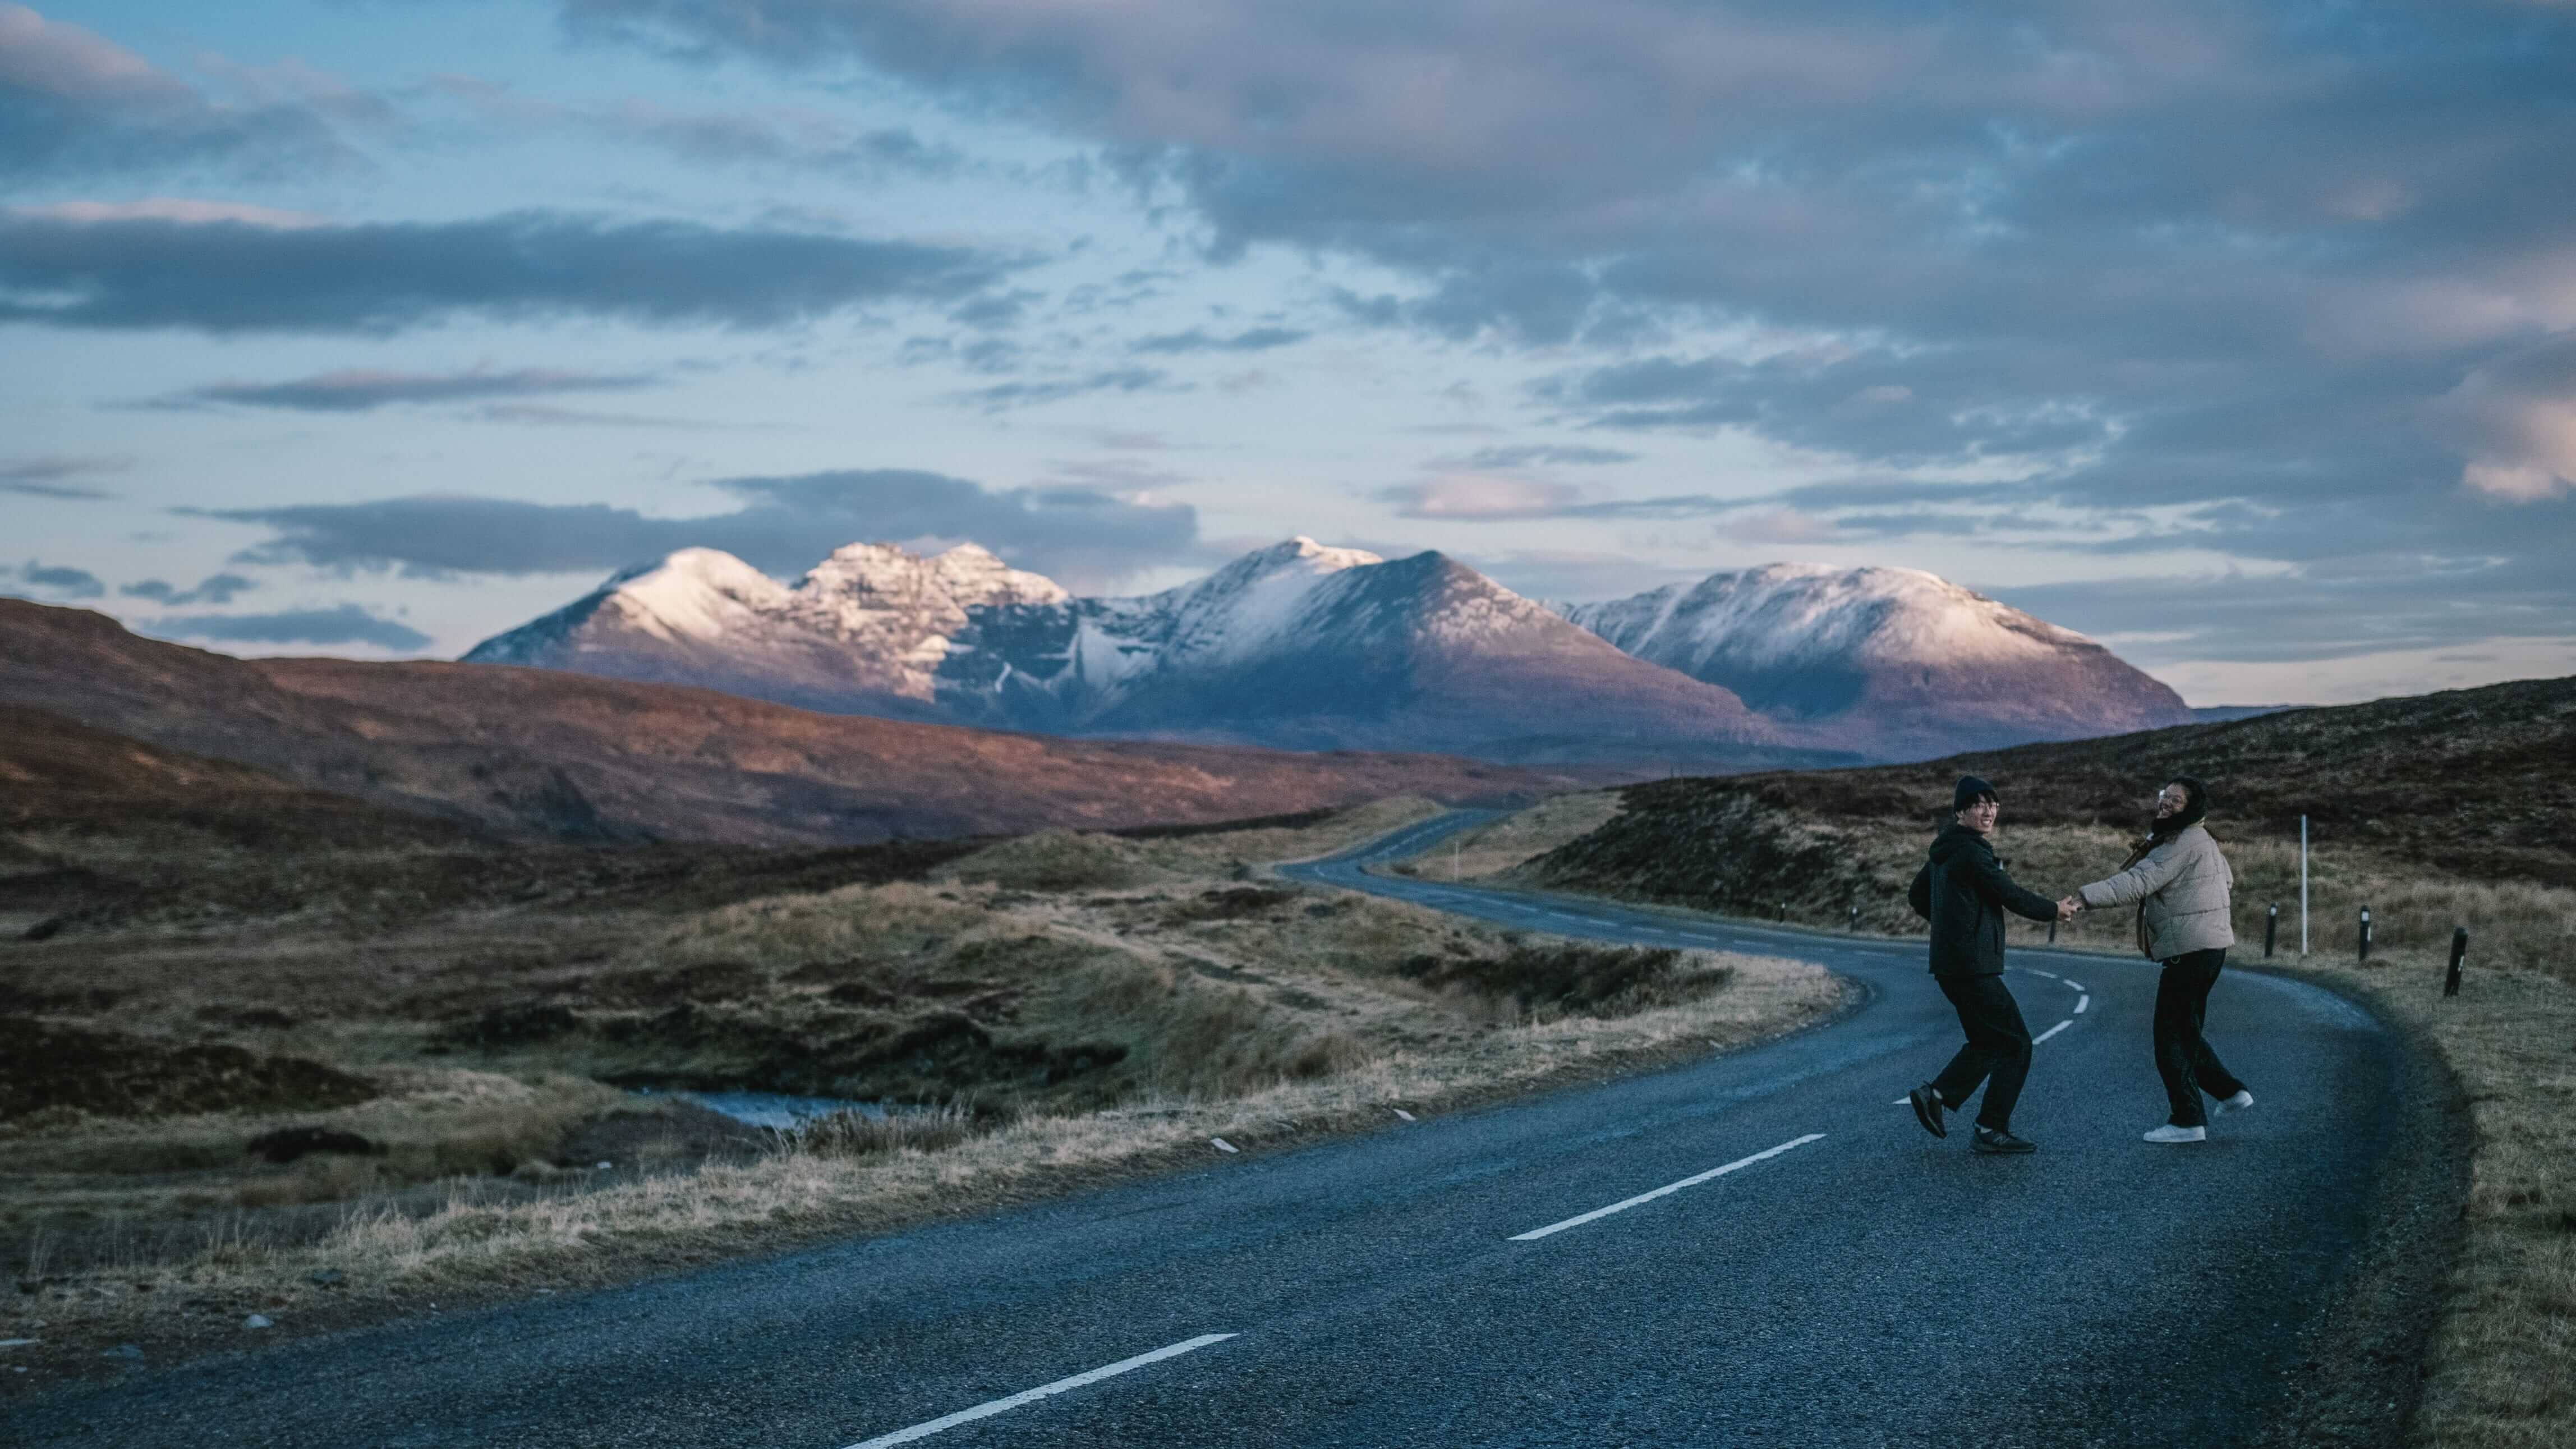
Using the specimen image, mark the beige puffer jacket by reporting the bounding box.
[2078,824,2235,959]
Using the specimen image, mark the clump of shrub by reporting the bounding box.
[786,1102,983,1158]
[1163,885,1299,924]
[937,831,1162,892]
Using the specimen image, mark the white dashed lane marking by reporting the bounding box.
[843,1335,1238,1448]
[1508,1135,1826,1241]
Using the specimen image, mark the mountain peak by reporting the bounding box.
[1559,561,2188,753]
[1253,536,1382,571]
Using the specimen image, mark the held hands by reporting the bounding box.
[2055,895,2082,922]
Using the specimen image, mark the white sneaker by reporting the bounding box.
[2214,1090,2255,1114]
[2143,1124,2207,1144]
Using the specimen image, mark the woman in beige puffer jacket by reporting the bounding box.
[2068,776,2253,1144]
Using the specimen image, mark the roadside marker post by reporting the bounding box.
[2445,928,2468,997]
[2300,816,2310,956]
[1848,905,1859,932]
[2264,904,2278,959]
[2359,904,2373,963]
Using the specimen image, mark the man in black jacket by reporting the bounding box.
[1904,776,2068,1154]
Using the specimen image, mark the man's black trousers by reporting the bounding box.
[1930,972,2032,1130]
[2154,948,2248,1127]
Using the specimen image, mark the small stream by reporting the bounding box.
[631,1088,887,1131]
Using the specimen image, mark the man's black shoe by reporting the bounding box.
[1971,1126,2036,1155]
[1907,1084,1947,1139]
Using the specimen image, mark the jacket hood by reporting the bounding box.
[1928,822,1991,864]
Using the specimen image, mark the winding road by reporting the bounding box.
[8,811,2413,1448]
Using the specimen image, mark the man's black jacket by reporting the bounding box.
[1907,823,2060,976]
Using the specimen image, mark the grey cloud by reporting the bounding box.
[954,367,1175,412]
[1545,347,2117,468]
[1130,326,1306,355]
[950,289,1039,330]
[1377,475,1579,521]
[197,467,1198,590]
[2434,332,2576,501]
[1459,444,1638,468]
[150,604,431,652]
[10,558,103,598]
[0,8,362,180]
[1998,550,2576,668]
[169,366,657,412]
[468,403,764,430]
[0,210,1011,334]
[1,453,127,498]
[1,479,111,499]
[121,572,256,605]
[432,75,964,181]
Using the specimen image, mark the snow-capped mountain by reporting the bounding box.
[463,537,1816,767]
[462,542,1064,715]
[465,541,2189,767]
[1557,563,2194,757]
[930,537,1797,762]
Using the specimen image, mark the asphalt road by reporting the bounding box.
[9,811,2408,1448]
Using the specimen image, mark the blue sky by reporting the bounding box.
[6,1,2574,705]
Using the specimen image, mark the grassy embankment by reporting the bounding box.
[1420,775,2572,1449]
[0,796,1839,1381]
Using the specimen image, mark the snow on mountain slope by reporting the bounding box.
[462,542,1065,712]
[932,539,1800,762]
[1558,563,2193,756]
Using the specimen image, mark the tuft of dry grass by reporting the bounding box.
[786,1104,985,1159]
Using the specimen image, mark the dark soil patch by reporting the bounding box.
[0,1016,376,1119]
[585,960,765,1009]
[1110,807,1340,840]
[432,1002,581,1050]
[1164,886,1299,923]
[556,1101,766,1169]
[197,1005,297,1029]
[245,1127,382,1165]
[0,982,125,1014]
[595,1002,1125,1102]
[1396,944,1729,1017]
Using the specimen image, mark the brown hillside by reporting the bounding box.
[1535,674,2576,903]
[0,705,474,852]
[0,600,1579,846]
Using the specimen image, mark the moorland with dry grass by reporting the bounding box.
[0,795,1839,1386]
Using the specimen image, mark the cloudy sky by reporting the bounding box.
[6,2,2574,705]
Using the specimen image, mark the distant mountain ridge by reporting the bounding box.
[470,538,1838,770]
[466,540,2192,764]
[1555,563,2195,756]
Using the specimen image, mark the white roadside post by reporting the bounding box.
[2300,814,2310,956]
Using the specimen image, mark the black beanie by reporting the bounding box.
[1953,775,1998,812]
